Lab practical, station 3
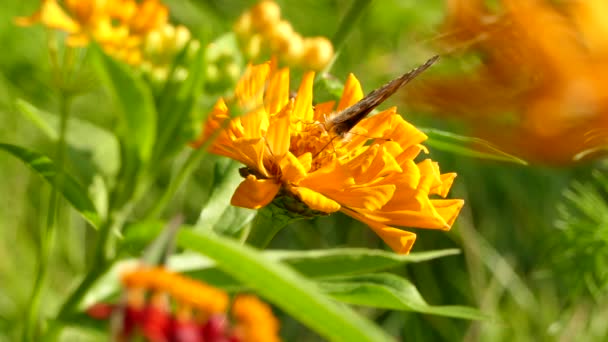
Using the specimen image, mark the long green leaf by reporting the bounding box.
[91,45,156,163]
[422,128,528,165]
[265,248,460,278]
[177,229,392,342]
[83,248,460,309]
[320,273,488,320]
[0,143,100,227]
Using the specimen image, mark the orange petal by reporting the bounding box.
[236,63,271,110]
[337,73,364,111]
[279,152,308,184]
[266,103,292,158]
[231,175,280,209]
[18,0,81,32]
[327,184,395,211]
[341,207,416,254]
[289,186,341,213]
[430,199,465,227]
[293,71,315,124]
[430,172,457,198]
[264,67,290,114]
[313,100,336,121]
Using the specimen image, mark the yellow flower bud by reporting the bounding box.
[267,20,294,52]
[283,32,304,66]
[151,65,169,83]
[234,12,253,40]
[301,37,334,70]
[162,23,176,42]
[206,64,220,82]
[172,67,189,82]
[174,25,192,51]
[250,0,281,31]
[140,61,153,74]
[225,62,242,82]
[187,40,201,59]
[243,33,263,59]
[144,29,163,56]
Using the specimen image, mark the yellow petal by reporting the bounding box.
[264,67,290,114]
[289,186,341,213]
[240,106,270,139]
[337,73,364,111]
[313,100,336,121]
[341,207,416,254]
[430,172,457,198]
[299,161,354,191]
[18,0,82,32]
[293,71,315,125]
[236,63,270,110]
[266,102,292,158]
[231,175,280,209]
[297,152,312,172]
[327,184,395,211]
[431,199,465,227]
[279,152,308,184]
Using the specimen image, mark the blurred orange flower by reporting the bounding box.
[404,0,608,164]
[192,61,463,254]
[88,267,281,342]
[16,0,168,64]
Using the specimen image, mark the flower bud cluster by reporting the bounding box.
[205,47,242,93]
[234,0,334,70]
[140,23,201,84]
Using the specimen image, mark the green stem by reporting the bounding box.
[332,0,374,52]
[57,198,134,319]
[319,0,374,76]
[245,204,295,249]
[24,92,71,341]
[145,147,209,219]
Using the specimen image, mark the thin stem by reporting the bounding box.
[24,91,72,341]
[57,198,134,319]
[145,147,209,219]
[319,0,374,76]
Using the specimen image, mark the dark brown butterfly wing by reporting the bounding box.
[327,55,439,136]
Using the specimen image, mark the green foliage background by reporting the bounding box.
[1,0,608,341]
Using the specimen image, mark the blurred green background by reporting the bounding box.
[2,0,608,341]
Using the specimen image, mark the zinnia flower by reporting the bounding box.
[403,0,608,165]
[16,0,168,65]
[192,60,463,254]
[87,267,281,342]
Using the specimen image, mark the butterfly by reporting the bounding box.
[325,55,439,137]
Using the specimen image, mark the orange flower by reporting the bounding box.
[89,267,281,341]
[193,61,463,254]
[232,294,281,342]
[16,0,168,64]
[404,0,608,164]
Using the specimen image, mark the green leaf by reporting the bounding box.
[320,273,487,320]
[15,98,119,177]
[195,159,254,237]
[0,143,100,227]
[265,248,460,278]
[177,229,392,342]
[91,45,156,164]
[78,248,461,314]
[421,128,528,165]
